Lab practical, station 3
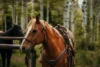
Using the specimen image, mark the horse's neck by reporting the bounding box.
[43,23,65,58]
[2,29,13,36]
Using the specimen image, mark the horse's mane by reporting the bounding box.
[42,21,64,41]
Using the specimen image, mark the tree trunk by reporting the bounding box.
[82,0,88,39]
[11,0,15,24]
[70,1,74,32]
[21,0,25,31]
[82,0,88,49]
[16,0,18,24]
[89,0,93,43]
[86,0,91,44]
[46,1,50,22]
[40,0,44,19]
[24,0,28,28]
[31,0,34,13]
[63,0,70,28]
[99,18,100,45]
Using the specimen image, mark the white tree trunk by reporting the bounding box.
[99,18,100,45]
[63,0,70,28]
[40,0,44,19]
[25,1,28,28]
[21,0,25,31]
[31,0,34,13]
[82,0,87,29]
[90,0,93,29]
[11,1,15,24]
[82,0,88,39]
[71,1,74,32]
[90,0,93,42]
[16,0,18,24]
[46,1,50,22]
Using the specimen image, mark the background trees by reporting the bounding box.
[0,0,100,67]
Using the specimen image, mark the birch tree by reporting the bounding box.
[82,0,87,39]
[82,0,87,30]
[46,0,50,22]
[70,0,75,32]
[40,0,44,19]
[89,0,93,42]
[31,0,34,13]
[90,0,93,31]
[98,18,100,45]
[16,0,18,24]
[11,0,15,24]
[86,0,91,44]
[21,0,25,31]
[24,0,28,28]
[63,0,70,28]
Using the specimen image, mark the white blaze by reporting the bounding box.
[20,25,32,50]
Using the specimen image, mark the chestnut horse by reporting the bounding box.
[21,17,69,67]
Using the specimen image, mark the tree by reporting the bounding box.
[21,0,25,31]
[40,0,44,19]
[46,0,50,22]
[63,0,70,28]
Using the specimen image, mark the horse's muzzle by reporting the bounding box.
[20,45,34,53]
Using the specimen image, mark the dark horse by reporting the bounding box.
[0,25,24,67]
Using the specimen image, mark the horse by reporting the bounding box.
[20,16,72,67]
[0,25,24,67]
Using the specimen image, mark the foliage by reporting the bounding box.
[0,0,100,67]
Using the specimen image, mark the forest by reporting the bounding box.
[0,0,100,67]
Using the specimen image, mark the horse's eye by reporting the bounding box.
[32,30,37,33]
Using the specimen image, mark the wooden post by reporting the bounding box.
[25,49,37,67]
[31,49,37,67]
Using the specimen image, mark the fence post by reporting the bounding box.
[31,49,37,67]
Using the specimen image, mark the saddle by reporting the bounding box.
[55,24,75,67]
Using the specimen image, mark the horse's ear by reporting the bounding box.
[36,15,40,24]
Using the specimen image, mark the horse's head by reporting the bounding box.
[20,16,45,51]
[11,24,24,37]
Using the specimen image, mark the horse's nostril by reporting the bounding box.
[22,47,25,51]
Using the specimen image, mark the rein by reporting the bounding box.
[44,48,67,67]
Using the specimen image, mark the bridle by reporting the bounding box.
[23,22,68,67]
